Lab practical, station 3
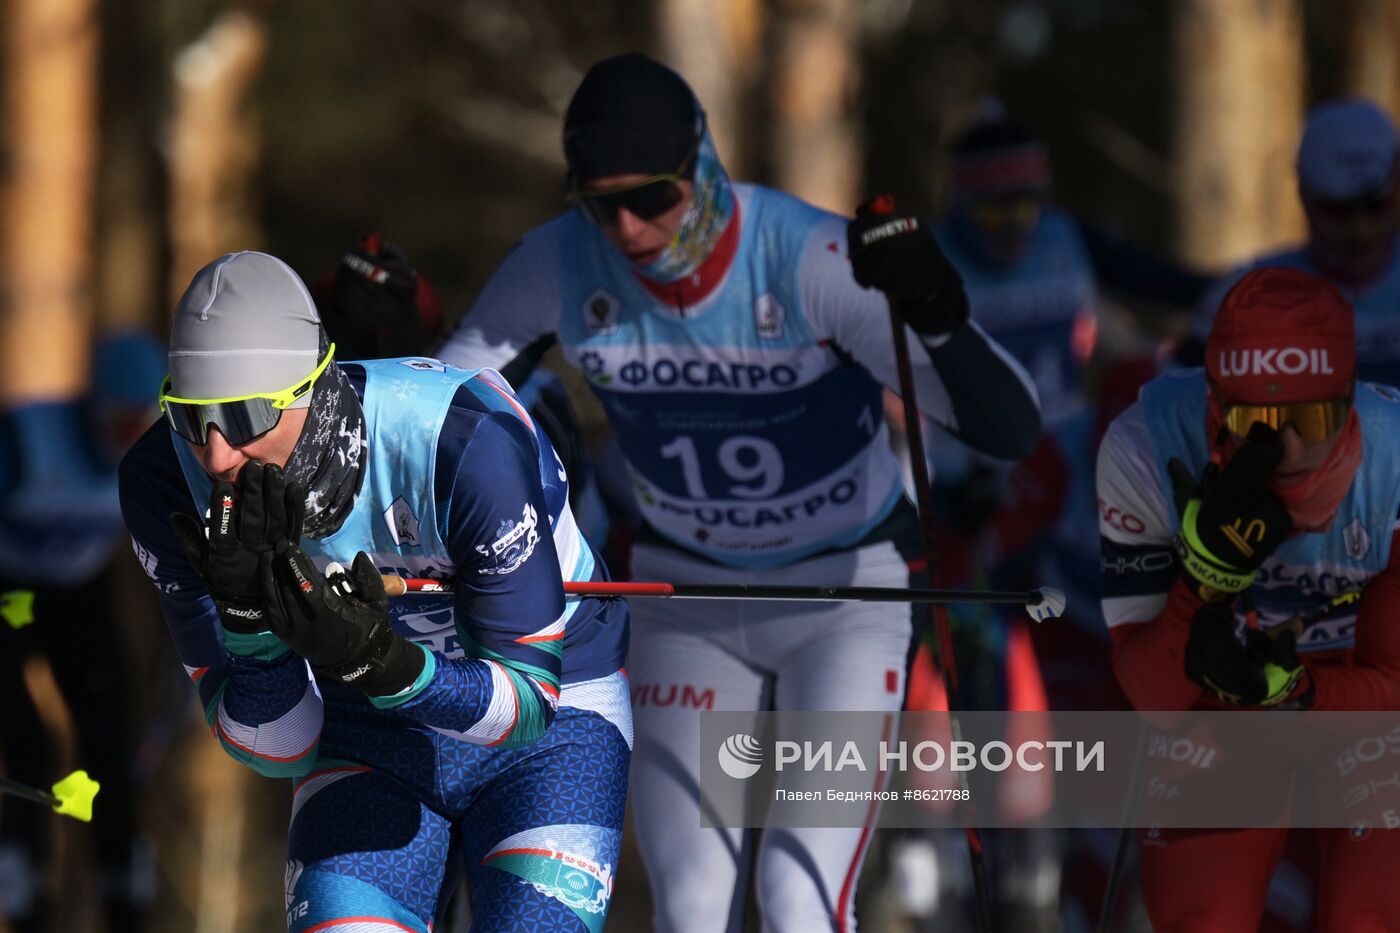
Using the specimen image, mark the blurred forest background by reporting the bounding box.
[2,0,1400,930]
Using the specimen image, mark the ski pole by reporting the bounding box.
[1097,725,1148,933]
[862,194,995,933]
[379,575,1066,620]
[0,770,100,822]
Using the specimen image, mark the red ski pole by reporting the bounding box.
[380,575,1066,621]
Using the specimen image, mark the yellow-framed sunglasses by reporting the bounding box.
[567,171,691,225]
[565,123,704,226]
[158,343,335,446]
[1221,393,1352,444]
[968,193,1045,231]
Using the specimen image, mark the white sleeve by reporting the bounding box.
[437,219,566,373]
[798,215,954,429]
[1096,402,1178,629]
[798,214,1040,445]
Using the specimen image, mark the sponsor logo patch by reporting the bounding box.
[483,825,618,933]
[582,290,620,336]
[631,682,716,709]
[1214,348,1335,377]
[384,496,422,548]
[1098,498,1147,535]
[754,293,785,340]
[1343,518,1371,561]
[284,860,303,909]
[284,859,308,925]
[582,357,800,390]
[475,503,540,575]
[132,537,160,580]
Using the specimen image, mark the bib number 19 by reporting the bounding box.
[659,435,784,499]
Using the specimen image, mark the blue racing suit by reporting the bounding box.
[119,359,630,933]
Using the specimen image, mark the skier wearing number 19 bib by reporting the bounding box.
[438,53,1041,932]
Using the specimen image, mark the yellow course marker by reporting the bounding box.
[50,770,101,822]
[0,770,100,822]
[0,590,35,629]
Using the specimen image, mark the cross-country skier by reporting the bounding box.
[119,250,629,932]
[438,52,1042,933]
[1098,266,1400,930]
[1178,98,1400,387]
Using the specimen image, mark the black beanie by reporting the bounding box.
[950,118,1040,159]
[564,53,701,184]
[948,117,1050,196]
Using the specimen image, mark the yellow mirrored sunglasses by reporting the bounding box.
[1222,395,1350,444]
[157,343,335,446]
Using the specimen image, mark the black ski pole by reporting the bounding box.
[869,197,997,933]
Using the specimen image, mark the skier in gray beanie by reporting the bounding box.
[119,249,630,931]
[162,250,365,537]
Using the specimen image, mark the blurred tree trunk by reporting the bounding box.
[657,0,764,177]
[159,9,284,933]
[1171,0,1305,271]
[98,141,166,331]
[0,0,99,402]
[766,0,861,213]
[167,8,268,300]
[1339,0,1400,119]
[97,0,167,332]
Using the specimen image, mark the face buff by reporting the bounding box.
[1268,411,1363,532]
[282,333,367,538]
[633,125,735,284]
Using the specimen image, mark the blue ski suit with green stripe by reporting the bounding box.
[119,358,629,932]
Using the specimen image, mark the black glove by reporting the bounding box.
[1184,601,1310,706]
[259,546,425,696]
[171,462,305,634]
[847,195,970,337]
[1169,422,1293,602]
[326,233,427,360]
